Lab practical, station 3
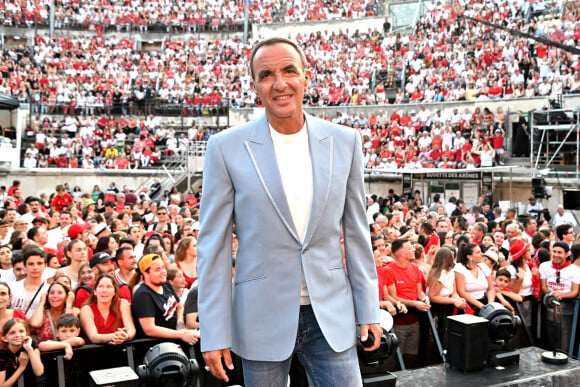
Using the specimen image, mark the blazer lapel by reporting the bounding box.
[244,115,300,243]
[303,114,332,248]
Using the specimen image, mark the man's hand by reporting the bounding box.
[203,349,234,382]
[360,323,382,351]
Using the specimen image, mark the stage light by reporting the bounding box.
[479,303,519,341]
[357,310,398,364]
[137,342,199,387]
[478,303,520,366]
[357,309,399,387]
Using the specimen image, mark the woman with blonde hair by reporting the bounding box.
[427,246,466,345]
[427,247,466,309]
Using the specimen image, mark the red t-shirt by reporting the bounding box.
[51,193,74,212]
[492,135,504,149]
[385,262,422,324]
[377,266,389,301]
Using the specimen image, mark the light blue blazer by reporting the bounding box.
[197,113,379,361]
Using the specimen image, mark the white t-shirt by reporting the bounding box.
[507,264,534,297]
[432,269,455,298]
[454,262,491,300]
[270,123,313,305]
[539,261,580,294]
[9,280,50,319]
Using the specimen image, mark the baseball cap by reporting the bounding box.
[94,224,109,237]
[32,217,48,225]
[138,254,162,273]
[68,223,91,239]
[483,249,499,263]
[89,251,113,268]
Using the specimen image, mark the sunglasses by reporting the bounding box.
[556,270,561,284]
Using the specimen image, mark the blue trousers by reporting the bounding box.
[242,305,362,387]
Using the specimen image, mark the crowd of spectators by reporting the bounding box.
[0,1,578,118]
[367,190,580,367]
[21,102,516,170]
[22,114,215,169]
[0,0,382,31]
[0,181,578,383]
[1,1,577,170]
[0,180,207,384]
[340,104,515,170]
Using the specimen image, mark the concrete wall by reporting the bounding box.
[0,110,11,130]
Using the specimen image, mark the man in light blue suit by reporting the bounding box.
[197,37,381,386]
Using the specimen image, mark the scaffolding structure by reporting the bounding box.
[530,107,580,181]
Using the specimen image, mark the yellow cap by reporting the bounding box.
[138,254,161,273]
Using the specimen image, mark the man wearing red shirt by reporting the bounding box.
[488,82,503,98]
[400,112,412,127]
[384,239,430,367]
[50,184,74,212]
[55,154,69,168]
[442,145,455,163]
[430,148,442,166]
[492,128,505,165]
[411,88,423,101]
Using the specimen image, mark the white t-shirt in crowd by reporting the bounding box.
[454,262,490,300]
[429,269,455,298]
[539,261,580,294]
[9,280,50,319]
[507,264,534,297]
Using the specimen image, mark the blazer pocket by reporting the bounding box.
[234,275,267,286]
[328,265,345,271]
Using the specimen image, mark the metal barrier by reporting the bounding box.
[570,298,580,359]
[21,338,194,387]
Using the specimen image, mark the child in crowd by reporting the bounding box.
[0,318,44,386]
[494,269,523,314]
[37,314,85,360]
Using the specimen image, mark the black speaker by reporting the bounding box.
[447,315,489,371]
[563,190,580,210]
